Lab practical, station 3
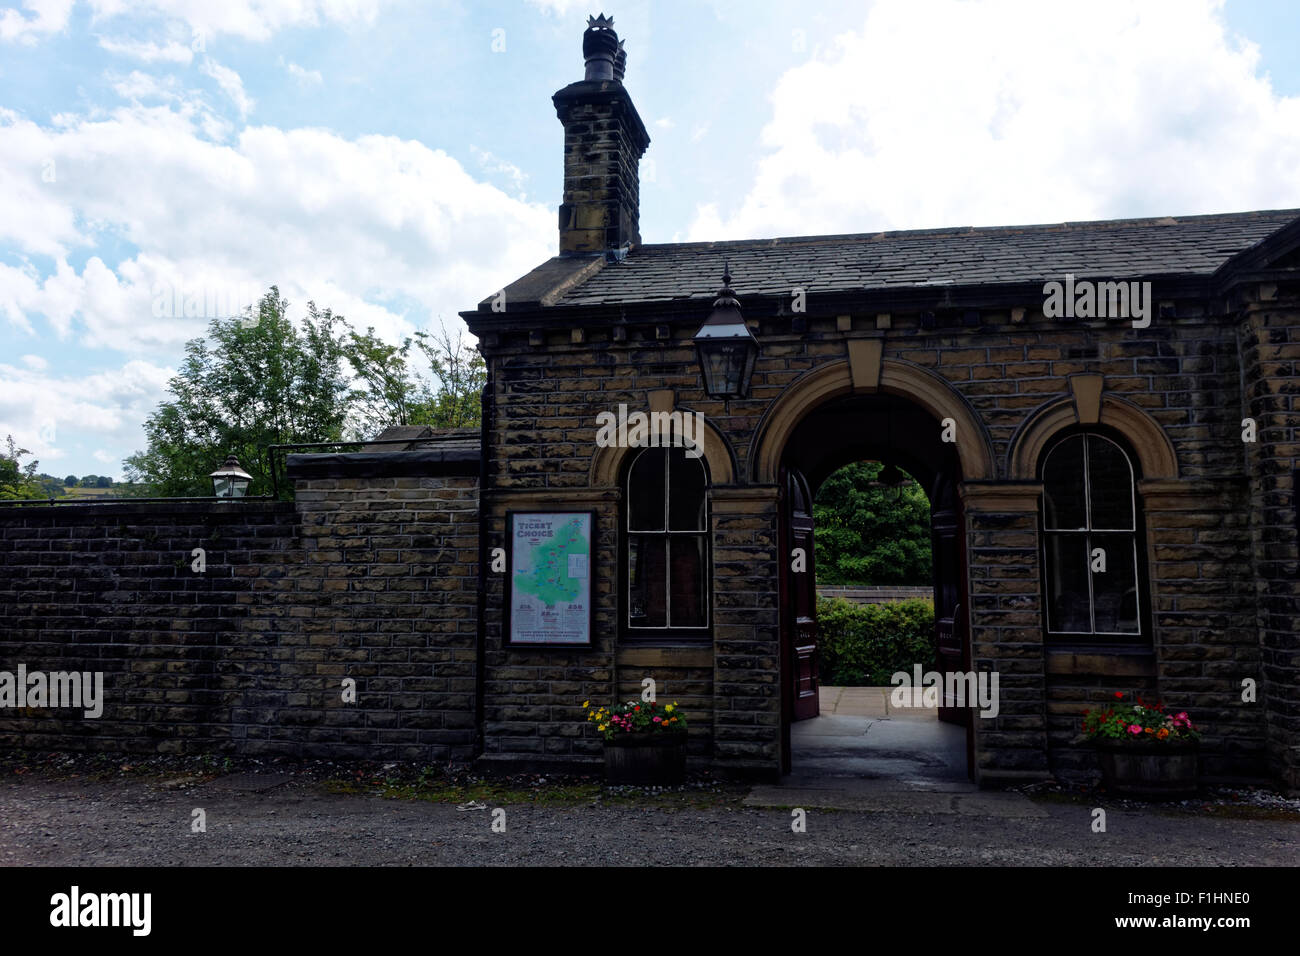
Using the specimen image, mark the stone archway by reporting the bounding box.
[769,384,976,780]
[589,409,736,487]
[1008,393,1179,481]
[750,358,997,485]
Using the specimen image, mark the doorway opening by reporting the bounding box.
[778,393,974,783]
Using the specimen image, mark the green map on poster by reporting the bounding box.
[510,513,591,644]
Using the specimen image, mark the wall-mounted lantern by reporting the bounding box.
[210,454,253,498]
[692,267,760,400]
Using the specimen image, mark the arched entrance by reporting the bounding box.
[765,364,990,779]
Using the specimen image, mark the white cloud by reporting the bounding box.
[0,357,174,472]
[688,0,1300,240]
[109,70,183,102]
[690,122,709,143]
[21,354,48,370]
[471,145,528,197]
[86,0,387,43]
[525,0,587,16]
[0,100,555,356]
[200,57,254,118]
[654,117,675,130]
[97,35,195,63]
[0,0,73,45]
[282,58,324,87]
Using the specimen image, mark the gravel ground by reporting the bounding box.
[1,764,1297,866]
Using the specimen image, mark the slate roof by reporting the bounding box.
[551,209,1300,307]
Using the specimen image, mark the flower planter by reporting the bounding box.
[603,734,687,786]
[1095,739,1199,799]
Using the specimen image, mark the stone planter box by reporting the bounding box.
[1095,738,1199,799]
[603,734,687,785]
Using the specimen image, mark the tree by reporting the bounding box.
[124,287,352,497]
[409,326,486,429]
[64,475,78,487]
[342,327,420,440]
[95,475,113,488]
[0,436,44,500]
[813,461,933,586]
[80,474,100,487]
[341,323,486,439]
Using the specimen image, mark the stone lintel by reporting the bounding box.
[959,481,1043,512]
[710,485,779,513]
[1137,478,1234,510]
[617,646,713,669]
[1045,648,1157,677]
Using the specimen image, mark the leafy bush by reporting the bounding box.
[816,596,936,686]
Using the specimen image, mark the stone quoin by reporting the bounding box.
[1,16,1298,792]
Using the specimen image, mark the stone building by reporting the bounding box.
[462,15,1300,788]
[2,16,1297,792]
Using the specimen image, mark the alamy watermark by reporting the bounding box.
[595,404,704,460]
[1042,274,1152,328]
[50,886,150,936]
[889,665,1000,718]
[151,279,262,322]
[0,664,103,718]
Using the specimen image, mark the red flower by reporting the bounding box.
[1113,692,1123,699]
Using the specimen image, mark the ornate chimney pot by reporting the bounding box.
[583,13,619,81]
[613,39,627,82]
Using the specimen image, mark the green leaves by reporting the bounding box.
[123,288,487,498]
[813,461,932,585]
[0,435,45,500]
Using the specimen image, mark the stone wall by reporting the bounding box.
[0,451,481,763]
[1240,281,1300,790]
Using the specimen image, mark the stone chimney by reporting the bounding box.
[552,14,650,257]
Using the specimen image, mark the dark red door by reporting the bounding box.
[782,466,820,722]
[931,487,970,728]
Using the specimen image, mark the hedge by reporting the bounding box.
[816,596,936,686]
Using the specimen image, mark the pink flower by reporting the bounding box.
[1128,724,1143,735]
[653,717,661,723]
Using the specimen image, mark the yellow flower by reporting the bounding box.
[583,701,590,709]
[665,704,674,713]
[597,725,605,732]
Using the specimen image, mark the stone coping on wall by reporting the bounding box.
[285,448,481,479]
[0,499,295,519]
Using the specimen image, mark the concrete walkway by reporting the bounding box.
[746,686,1046,817]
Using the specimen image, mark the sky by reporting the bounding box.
[2,0,1299,480]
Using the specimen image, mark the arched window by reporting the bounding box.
[624,445,709,637]
[1040,432,1145,641]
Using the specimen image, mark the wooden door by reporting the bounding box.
[782,466,820,722]
[931,487,970,728]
